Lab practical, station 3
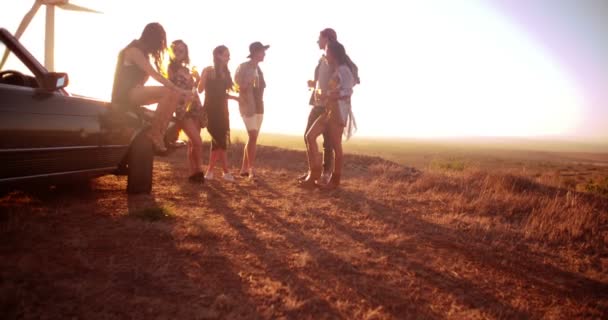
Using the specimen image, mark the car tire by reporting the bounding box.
[127,132,154,194]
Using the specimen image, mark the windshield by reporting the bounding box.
[0,41,38,87]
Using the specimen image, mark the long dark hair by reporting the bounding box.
[139,22,167,73]
[326,40,348,66]
[327,40,360,84]
[212,45,233,91]
[168,40,190,75]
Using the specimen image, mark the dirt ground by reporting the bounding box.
[1,144,607,319]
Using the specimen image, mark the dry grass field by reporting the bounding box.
[1,135,607,319]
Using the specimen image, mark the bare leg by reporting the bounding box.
[149,98,178,149]
[325,123,344,188]
[321,129,334,175]
[240,144,249,174]
[181,118,203,175]
[207,149,219,175]
[328,124,344,176]
[247,130,259,174]
[299,107,325,180]
[219,149,229,174]
[129,86,177,105]
[241,130,259,175]
[128,86,179,151]
[301,116,328,185]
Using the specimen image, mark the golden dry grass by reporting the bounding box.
[1,140,607,319]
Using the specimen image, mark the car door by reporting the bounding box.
[0,30,109,182]
[0,83,110,181]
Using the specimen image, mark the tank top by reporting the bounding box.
[204,70,231,132]
[111,41,149,106]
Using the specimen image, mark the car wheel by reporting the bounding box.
[126,132,154,194]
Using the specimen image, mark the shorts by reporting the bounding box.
[327,100,350,127]
[242,114,264,131]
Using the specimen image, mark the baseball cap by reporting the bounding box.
[247,41,270,58]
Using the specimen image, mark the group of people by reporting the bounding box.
[111,22,358,189]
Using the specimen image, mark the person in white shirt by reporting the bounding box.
[235,42,269,181]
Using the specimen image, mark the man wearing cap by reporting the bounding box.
[235,41,269,180]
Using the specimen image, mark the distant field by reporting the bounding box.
[222,130,608,166]
[225,130,608,166]
[189,130,608,198]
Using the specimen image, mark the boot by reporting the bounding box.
[298,167,321,188]
[318,170,332,185]
[146,129,167,153]
[148,104,174,153]
[320,173,340,189]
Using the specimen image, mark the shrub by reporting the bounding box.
[584,177,608,197]
[130,206,175,221]
[430,159,466,171]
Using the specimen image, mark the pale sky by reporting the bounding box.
[2,0,606,139]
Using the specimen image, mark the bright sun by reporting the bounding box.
[2,0,585,138]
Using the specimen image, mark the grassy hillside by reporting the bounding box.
[1,138,607,319]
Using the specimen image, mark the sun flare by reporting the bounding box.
[1,0,598,138]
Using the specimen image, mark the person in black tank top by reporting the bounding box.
[197,45,239,182]
[111,22,192,153]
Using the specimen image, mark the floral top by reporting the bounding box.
[168,64,206,126]
[235,61,265,117]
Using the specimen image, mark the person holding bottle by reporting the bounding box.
[235,41,269,181]
[168,40,207,183]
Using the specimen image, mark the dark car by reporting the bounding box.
[0,28,176,193]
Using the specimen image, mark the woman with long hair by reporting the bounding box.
[168,40,207,183]
[111,22,192,153]
[198,45,238,182]
[300,41,356,189]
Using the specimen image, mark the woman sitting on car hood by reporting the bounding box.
[111,22,192,153]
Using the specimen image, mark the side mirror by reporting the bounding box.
[43,72,69,91]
